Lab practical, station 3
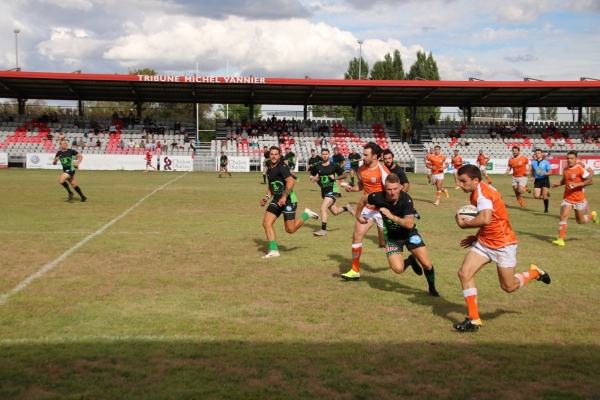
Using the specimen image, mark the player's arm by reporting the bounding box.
[309,169,319,183]
[277,176,296,207]
[260,183,274,206]
[552,173,566,188]
[346,179,363,192]
[456,209,492,229]
[332,166,347,181]
[53,153,60,165]
[74,153,83,168]
[380,208,415,230]
[355,194,369,224]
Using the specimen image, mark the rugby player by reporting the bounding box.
[53,139,87,202]
[530,149,552,213]
[424,148,434,185]
[382,149,410,192]
[309,149,354,236]
[505,146,530,207]
[476,150,493,184]
[551,151,598,246]
[355,173,440,296]
[283,147,299,181]
[348,147,362,186]
[429,145,450,206]
[332,146,347,196]
[218,151,232,178]
[144,150,156,172]
[451,149,464,189]
[260,146,318,258]
[306,149,320,172]
[342,142,390,280]
[261,145,270,184]
[454,165,550,332]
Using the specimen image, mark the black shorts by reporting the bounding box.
[321,191,338,202]
[266,198,297,220]
[385,233,425,257]
[534,177,550,189]
[350,165,359,172]
[263,160,271,167]
[288,164,296,171]
[63,170,76,177]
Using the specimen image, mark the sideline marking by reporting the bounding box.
[576,225,600,234]
[0,173,188,306]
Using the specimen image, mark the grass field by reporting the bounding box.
[1,169,599,399]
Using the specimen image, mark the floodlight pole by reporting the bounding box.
[357,40,363,80]
[14,29,20,70]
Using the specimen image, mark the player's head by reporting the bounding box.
[534,148,544,160]
[263,146,268,150]
[333,146,339,154]
[384,173,402,201]
[434,145,441,155]
[269,146,281,164]
[320,148,330,162]
[221,151,224,155]
[59,139,68,150]
[567,150,578,167]
[382,149,395,168]
[454,149,459,155]
[479,149,483,154]
[512,146,520,156]
[363,142,382,167]
[457,164,482,193]
[429,148,434,154]
[351,147,356,153]
[311,149,316,154]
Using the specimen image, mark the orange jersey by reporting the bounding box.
[429,154,447,174]
[477,154,488,167]
[451,156,464,169]
[471,182,518,249]
[425,153,433,168]
[507,155,530,177]
[563,164,589,203]
[358,163,390,210]
[146,152,152,161]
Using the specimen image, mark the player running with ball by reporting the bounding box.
[355,173,440,296]
[453,165,550,332]
[53,139,87,202]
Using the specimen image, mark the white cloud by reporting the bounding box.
[37,28,111,65]
[489,0,554,23]
[34,0,93,11]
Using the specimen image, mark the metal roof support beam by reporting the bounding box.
[303,104,307,122]
[357,105,363,122]
[305,86,317,103]
[522,107,526,125]
[128,83,139,102]
[578,107,583,124]
[467,106,472,123]
[477,88,500,101]
[360,87,379,104]
[0,79,19,97]
[417,87,439,103]
[63,80,80,98]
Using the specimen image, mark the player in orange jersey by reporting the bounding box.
[453,165,551,332]
[551,151,598,246]
[144,151,156,172]
[451,149,464,189]
[430,145,449,205]
[505,146,531,207]
[341,142,390,280]
[476,150,492,184]
[424,148,434,185]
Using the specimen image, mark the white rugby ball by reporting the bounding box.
[458,205,478,221]
[340,182,348,187]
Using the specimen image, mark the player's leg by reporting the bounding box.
[262,208,280,257]
[427,168,432,185]
[261,164,267,184]
[283,204,312,234]
[67,174,86,202]
[226,167,232,177]
[341,218,374,280]
[553,202,572,246]
[454,249,489,331]
[434,175,442,205]
[541,186,550,213]
[440,177,449,198]
[513,184,525,207]
[453,170,460,188]
[574,207,598,225]
[497,264,550,294]
[409,245,440,296]
[58,172,74,200]
[533,187,542,199]
[314,197,334,236]
[350,169,356,186]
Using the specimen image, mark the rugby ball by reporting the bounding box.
[458,205,478,221]
[340,182,348,187]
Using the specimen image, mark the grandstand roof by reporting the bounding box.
[1,71,600,107]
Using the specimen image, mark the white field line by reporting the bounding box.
[0,173,188,306]
[576,225,600,234]
[0,335,216,344]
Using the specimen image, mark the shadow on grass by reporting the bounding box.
[514,230,557,244]
[0,339,598,399]
[253,238,304,254]
[327,253,389,275]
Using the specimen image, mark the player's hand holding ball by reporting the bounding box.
[460,235,477,248]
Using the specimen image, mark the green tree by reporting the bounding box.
[344,57,369,80]
[215,104,262,121]
[406,51,441,123]
[538,107,558,121]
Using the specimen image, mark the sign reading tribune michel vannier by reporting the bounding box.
[137,75,266,84]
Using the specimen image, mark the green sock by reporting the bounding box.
[269,241,278,251]
[301,212,309,221]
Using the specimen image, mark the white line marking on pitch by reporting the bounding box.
[0,335,217,344]
[576,225,600,234]
[0,173,188,307]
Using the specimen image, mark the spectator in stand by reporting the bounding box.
[557,137,566,149]
[117,139,125,149]
[78,138,86,149]
[241,129,249,141]
[145,139,152,150]
[71,138,78,149]
[320,134,328,147]
[86,137,95,148]
[251,135,259,148]
[401,130,408,143]
[95,138,102,148]
[46,132,54,141]
[225,117,233,127]
[312,121,319,133]
[109,124,117,134]
[150,140,157,150]
[278,135,286,145]
[385,116,393,128]
[408,130,415,144]
[139,138,146,149]
[180,124,186,136]
[313,137,320,148]
[112,111,119,120]
[171,139,178,150]
[57,131,65,142]
[128,139,135,148]
[428,115,436,125]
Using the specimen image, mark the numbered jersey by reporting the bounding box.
[358,163,390,210]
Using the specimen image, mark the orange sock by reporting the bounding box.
[585,214,594,222]
[351,243,362,272]
[558,221,567,239]
[436,191,441,201]
[463,288,479,320]
[517,197,525,207]
[514,269,540,288]
[524,186,530,192]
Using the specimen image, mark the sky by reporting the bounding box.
[2,0,600,82]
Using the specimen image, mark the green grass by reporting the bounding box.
[0,169,599,399]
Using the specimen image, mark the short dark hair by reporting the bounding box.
[434,145,441,150]
[311,149,315,152]
[535,148,542,153]
[382,149,394,157]
[333,146,339,151]
[321,148,330,153]
[567,150,578,157]
[364,142,382,158]
[386,173,400,184]
[457,164,482,181]
[269,146,280,154]
[512,146,519,151]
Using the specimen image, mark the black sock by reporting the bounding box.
[424,266,437,291]
[263,174,266,183]
[403,258,411,270]
[350,178,354,185]
[543,199,548,211]
[61,182,73,194]
[321,222,327,231]
[73,186,84,197]
[342,206,348,212]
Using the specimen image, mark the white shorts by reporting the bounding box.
[470,240,517,268]
[426,167,432,175]
[561,199,587,211]
[512,176,528,187]
[432,173,444,182]
[361,207,384,228]
[479,165,487,173]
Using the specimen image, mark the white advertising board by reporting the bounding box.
[0,152,7,168]
[586,159,600,174]
[160,155,194,172]
[26,153,155,171]
[215,156,250,172]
